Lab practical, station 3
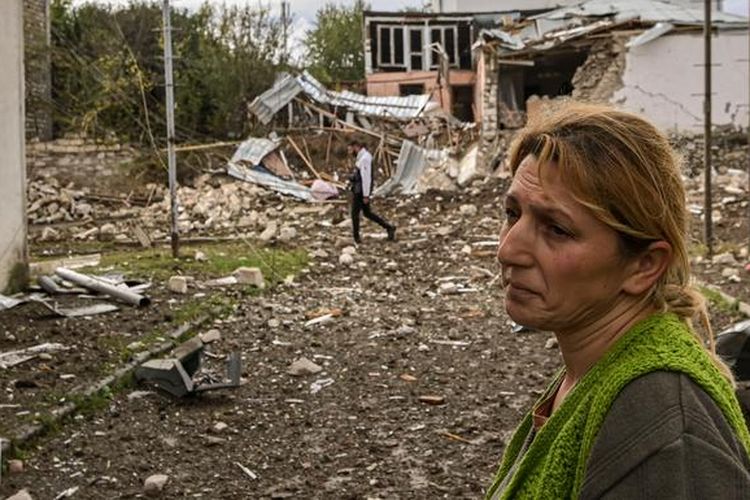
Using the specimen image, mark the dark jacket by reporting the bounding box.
[581,371,750,499]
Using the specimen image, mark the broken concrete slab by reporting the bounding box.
[287,357,323,376]
[168,276,189,294]
[144,474,169,496]
[234,267,264,288]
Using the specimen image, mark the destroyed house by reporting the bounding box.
[364,11,521,123]
[474,0,749,135]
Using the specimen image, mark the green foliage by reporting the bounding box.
[305,1,367,84]
[49,0,285,142]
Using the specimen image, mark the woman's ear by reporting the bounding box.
[622,241,672,296]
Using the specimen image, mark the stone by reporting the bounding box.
[6,490,33,500]
[545,337,559,349]
[233,267,264,288]
[213,421,229,433]
[194,251,208,262]
[259,221,278,242]
[144,474,169,496]
[279,226,297,241]
[418,395,445,405]
[200,329,221,344]
[713,252,737,265]
[342,246,357,255]
[339,253,354,266]
[40,226,60,242]
[168,276,188,294]
[287,357,323,376]
[459,204,478,217]
[99,222,117,240]
[721,267,738,278]
[439,282,459,295]
[268,318,281,328]
[8,459,24,474]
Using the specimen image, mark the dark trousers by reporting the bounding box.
[351,194,391,242]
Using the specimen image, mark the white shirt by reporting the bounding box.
[356,148,373,197]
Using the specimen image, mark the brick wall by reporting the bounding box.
[24,0,53,141]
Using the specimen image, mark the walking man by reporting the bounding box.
[348,140,396,244]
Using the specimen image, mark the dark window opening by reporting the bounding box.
[400,83,425,96]
[430,29,442,67]
[458,25,471,69]
[394,28,404,65]
[380,27,392,65]
[410,30,422,53]
[445,29,456,64]
[411,55,423,70]
[452,85,474,122]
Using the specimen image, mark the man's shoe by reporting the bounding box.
[386,225,396,241]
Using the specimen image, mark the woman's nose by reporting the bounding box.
[497,220,534,267]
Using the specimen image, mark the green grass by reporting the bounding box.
[699,285,740,315]
[72,242,309,284]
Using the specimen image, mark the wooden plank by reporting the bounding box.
[286,136,321,179]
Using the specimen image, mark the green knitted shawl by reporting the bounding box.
[485,313,750,500]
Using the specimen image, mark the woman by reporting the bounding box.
[486,103,750,499]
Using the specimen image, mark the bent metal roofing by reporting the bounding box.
[249,71,432,125]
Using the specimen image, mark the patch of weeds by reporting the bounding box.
[171,292,236,326]
[699,285,740,314]
[76,242,309,285]
[689,243,709,258]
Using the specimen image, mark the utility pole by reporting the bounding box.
[281,1,289,66]
[162,0,179,258]
[703,0,713,257]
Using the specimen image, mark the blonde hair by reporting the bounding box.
[507,102,733,382]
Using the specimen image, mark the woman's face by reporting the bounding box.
[497,155,635,333]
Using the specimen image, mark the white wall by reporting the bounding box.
[0,0,28,292]
[432,0,579,13]
[615,30,749,132]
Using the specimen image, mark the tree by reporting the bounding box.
[305,1,367,84]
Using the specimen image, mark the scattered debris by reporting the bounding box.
[5,489,33,500]
[235,461,258,480]
[310,377,334,394]
[287,357,323,376]
[233,267,265,288]
[418,395,446,406]
[168,276,189,294]
[0,343,69,370]
[144,474,169,497]
[8,459,24,474]
[55,267,150,307]
[134,337,241,397]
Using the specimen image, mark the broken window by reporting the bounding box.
[430,26,459,69]
[378,25,406,68]
[409,28,423,71]
[400,83,425,96]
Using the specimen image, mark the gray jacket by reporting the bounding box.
[581,371,750,499]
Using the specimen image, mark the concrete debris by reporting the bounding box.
[459,204,478,217]
[0,343,69,370]
[287,357,323,376]
[545,337,559,349]
[233,267,265,288]
[260,221,278,242]
[713,252,738,265]
[278,225,297,241]
[339,253,355,266]
[194,250,208,262]
[6,490,33,500]
[144,474,169,497]
[310,377,334,394]
[168,276,189,294]
[199,329,222,344]
[305,313,335,328]
[53,487,79,499]
[213,421,229,433]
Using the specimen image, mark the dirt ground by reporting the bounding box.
[2,146,750,498]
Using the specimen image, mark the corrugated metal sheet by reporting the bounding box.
[226,162,313,201]
[374,140,429,196]
[534,0,747,25]
[248,71,432,124]
[627,21,674,48]
[297,71,431,120]
[230,137,280,166]
[248,73,303,125]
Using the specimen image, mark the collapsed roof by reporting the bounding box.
[476,0,748,53]
[249,71,433,125]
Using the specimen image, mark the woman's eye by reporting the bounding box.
[548,224,571,238]
[504,208,519,221]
